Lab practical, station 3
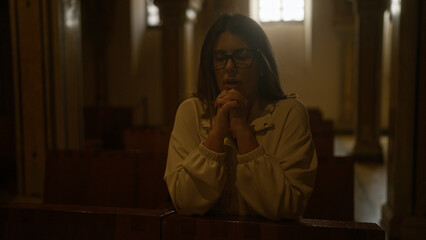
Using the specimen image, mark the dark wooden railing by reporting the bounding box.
[0,203,384,240]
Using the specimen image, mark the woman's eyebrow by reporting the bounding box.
[233,48,248,51]
[214,48,249,53]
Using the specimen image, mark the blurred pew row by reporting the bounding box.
[43,151,353,221]
[44,150,169,210]
[305,109,354,221]
[0,203,383,240]
[43,107,353,221]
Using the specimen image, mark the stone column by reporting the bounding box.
[10,0,48,198]
[57,0,85,150]
[334,0,355,131]
[9,0,85,198]
[352,0,386,162]
[82,0,115,107]
[381,0,426,239]
[155,0,203,128]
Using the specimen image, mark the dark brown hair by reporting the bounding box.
[197,14,286,119]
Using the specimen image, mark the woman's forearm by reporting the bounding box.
[203,129,226,153]
[234,126,259,155]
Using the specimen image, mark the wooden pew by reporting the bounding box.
[45,112,351,221]
[123,127,171,155]
[87,151,138,207]
[44,150,138,207]
[305,109,354,221]
[0,202,174,240]
[308,108,334,159]
[123,127,172,209]
[162,214,384,240]
[134,151,170,209]
[44,150,169,209]
[84,107,133,149]
[304,156,354,221]
[1,203,383,240]
[44,150,92,205]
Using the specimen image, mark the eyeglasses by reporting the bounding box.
[213,48,258,70]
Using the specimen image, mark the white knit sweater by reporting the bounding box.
[164,97,317,220]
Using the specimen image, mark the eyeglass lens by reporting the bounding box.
[213,49,256,70]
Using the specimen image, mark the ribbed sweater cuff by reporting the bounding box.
[199,143,226,166]
[237,145,265,164]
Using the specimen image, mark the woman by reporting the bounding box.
[164,14,317,220]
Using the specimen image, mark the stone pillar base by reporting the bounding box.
[381,203,426,240]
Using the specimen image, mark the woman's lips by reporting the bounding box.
[224,80,241,89]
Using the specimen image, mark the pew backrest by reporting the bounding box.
[304,156,354,221]
[0,203,385,240]
[44,150,169,209]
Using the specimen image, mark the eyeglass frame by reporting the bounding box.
[212,48,260,70]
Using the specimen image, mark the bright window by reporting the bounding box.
[147,0,161,27]
[259,0,305,22]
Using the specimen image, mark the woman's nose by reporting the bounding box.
[224,57,237,70]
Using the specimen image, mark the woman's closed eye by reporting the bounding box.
[214,53,227,62]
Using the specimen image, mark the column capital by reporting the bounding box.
[351,0,387,14]
[154,0,203,23]
[333,0,355,40]
[154,0,203,11]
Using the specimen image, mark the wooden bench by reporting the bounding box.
[162,214,384,240]
[84,107,133,149]
[123,127,171,154]
[44,150,169,209]
[0,203,384,240]
[45,111,352,220]
[304,156,354,221]
[305,109,354,221]
[0,202,174,240]
[308,108,335,159]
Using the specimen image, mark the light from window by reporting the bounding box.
[147,0,161,27]
[259,0,304,22]
[391,0,401,15]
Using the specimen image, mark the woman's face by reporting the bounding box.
[213,31,260,103]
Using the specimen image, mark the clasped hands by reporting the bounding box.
[204,89,259,154]
[213,89,250,139]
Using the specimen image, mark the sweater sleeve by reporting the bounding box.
[236,100,318,220]
[164,99,227,215]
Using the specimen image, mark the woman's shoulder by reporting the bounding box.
[177,97,204,115]
[274,97,308,115]
[271,97,310,126]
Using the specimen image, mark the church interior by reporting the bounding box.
[0,0,425,239]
